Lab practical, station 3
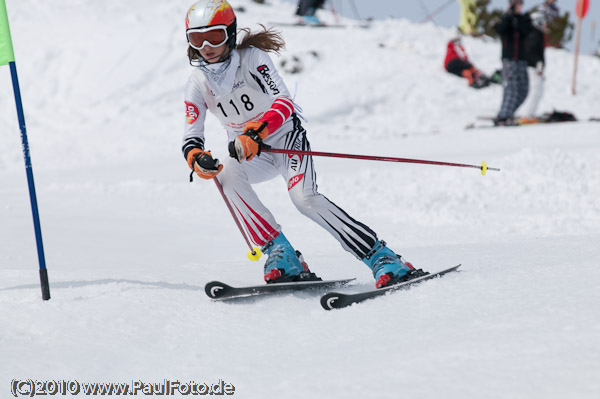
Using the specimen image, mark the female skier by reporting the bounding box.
[183,0,424,288]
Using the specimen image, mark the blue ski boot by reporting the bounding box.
[301,14,322,25]
[262,232,320,283]
[362,240,427,288]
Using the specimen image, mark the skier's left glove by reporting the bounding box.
[230,121,269,162]
[187,149,223,180]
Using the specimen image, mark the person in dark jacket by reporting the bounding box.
[296,0,326,24]
[494,0,533,125]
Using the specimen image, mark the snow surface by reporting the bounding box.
[1,1,599,398]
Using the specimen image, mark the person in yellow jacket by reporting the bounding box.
[458,0,478,35]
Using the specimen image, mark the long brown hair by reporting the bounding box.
[187,25,285,63]
[237,25,285,53]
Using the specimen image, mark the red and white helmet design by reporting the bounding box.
[186,0,236,30]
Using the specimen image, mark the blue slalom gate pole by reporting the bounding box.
[9,62,50,300]
[2,0,50,300]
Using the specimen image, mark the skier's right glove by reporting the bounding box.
[186,149,223,180]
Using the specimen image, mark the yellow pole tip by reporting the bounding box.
[247,248,262,261]
[481,161,488,176]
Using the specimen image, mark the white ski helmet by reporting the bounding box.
[185,0,237,51]
[530,7,547,30]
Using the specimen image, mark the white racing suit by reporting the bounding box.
[183,47,378,259]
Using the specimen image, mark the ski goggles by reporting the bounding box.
[187,26,229,50]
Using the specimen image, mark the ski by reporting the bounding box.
[268,22,370,29]
[466,120,575,129]
[466,114,600,130]
[320,265,461,310]
[205,278,355,300]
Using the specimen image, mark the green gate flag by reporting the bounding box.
[0,0,15,65]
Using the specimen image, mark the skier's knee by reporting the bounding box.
[290,190,318,214]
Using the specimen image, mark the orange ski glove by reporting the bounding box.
[231,121,269,162]
[186,149,223,180]
[243,121,270,139]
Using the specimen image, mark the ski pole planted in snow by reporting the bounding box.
[263,148,500,176]
[190,152,262,261]
[1,0,50,300]
[213,177,262,261]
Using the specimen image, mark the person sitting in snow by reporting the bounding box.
[183,0,427,288]
[444,37,500,89]
[494,0,533,126]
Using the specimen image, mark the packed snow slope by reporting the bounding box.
[1,1,599,398]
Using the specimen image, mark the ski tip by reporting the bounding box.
[320,292,345,311]
[441,264,461,273]
[438,264,462,276]
[205,281,233,299]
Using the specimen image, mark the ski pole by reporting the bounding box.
[213,177,262,261]
[230,122,498,174]
[421,0,456,23]
[190,152,261,261]
[263,148,500,175]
